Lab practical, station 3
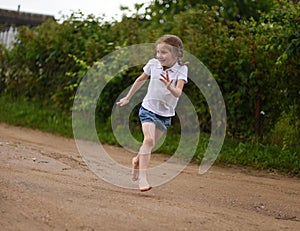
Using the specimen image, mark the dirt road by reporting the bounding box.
[0,123,299,230]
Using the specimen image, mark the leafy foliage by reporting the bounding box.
[0,0,299,147]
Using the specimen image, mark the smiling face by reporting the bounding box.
[156,43,179,68]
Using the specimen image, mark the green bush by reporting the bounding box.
[0,0,299,174]
[268,109,300,147]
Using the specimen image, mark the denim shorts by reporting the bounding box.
[139,106,172,131]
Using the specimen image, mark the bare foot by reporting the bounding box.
[140,185,152,192]
[139,178,152,192]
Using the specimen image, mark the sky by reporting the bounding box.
[0,0,151,21]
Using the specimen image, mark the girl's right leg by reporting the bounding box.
[132,125,165,181]
[138,122,156,191]
[134,123,166,191]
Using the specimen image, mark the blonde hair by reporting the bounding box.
[156,34,188,65]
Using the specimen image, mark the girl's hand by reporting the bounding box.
[116,97,129,106]
[159,70,173,88]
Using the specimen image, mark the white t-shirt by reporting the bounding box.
[142,58,188,117]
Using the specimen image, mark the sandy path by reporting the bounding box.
[0,123,299,230]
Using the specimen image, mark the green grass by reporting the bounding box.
[0,96,72,137]
[217,139,300,175]
[0,95,299,176]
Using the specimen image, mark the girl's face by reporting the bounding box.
[156,43,178,67]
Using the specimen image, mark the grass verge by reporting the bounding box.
[0,95,299,176]
[0,96,72,137]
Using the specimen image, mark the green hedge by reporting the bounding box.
[0,0,299,144]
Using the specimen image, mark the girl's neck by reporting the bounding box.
[162,61,178,70]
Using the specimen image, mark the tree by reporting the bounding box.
[221,0,274,21]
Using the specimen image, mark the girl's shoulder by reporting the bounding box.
[147,58,160,66]
[144,58,161,72]
[172,62,188,73]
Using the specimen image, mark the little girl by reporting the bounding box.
[117,34,188,192]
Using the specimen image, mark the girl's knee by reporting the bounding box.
[143,136,154,148]
[139,137,154,154]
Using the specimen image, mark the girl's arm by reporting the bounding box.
[167,79,185,98]
[116,72,149,106]
[160,70,185,98]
